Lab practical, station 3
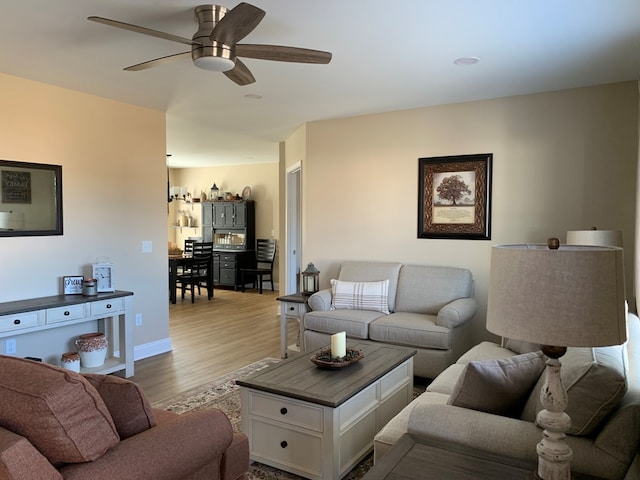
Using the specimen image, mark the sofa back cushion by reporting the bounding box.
[83,374,156,439]
[0,355,119,465]
[338,261,402,312]
[395,265,473,314]
[521,344,627,436]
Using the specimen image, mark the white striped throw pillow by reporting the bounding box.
[330,279,390,314]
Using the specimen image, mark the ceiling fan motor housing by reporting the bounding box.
[192,4,235,71]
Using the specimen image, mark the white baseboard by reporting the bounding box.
[133,337,173,361]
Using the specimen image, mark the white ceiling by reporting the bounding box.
[1,1,639,167]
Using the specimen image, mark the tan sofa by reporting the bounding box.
[303,261,477,378]
[0,355,249,480]
[374,313,640,480]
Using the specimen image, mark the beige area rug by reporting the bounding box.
[153,358,426,480]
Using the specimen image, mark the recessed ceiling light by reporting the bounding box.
[244,94,263,100]
[453,57,480,66]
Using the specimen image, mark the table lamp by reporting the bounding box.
[486,239,626,480]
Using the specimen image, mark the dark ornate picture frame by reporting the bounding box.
[418,153,492,240]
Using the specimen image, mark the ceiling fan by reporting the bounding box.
[88,2,332,86]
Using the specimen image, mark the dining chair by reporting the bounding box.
[177,239,198,276]
[240,239,276,294]
[176,253,213,303]
[184,239,197,256]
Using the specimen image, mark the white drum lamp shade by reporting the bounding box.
[566,229,623,248]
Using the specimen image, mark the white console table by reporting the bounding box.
[0,291,134,377]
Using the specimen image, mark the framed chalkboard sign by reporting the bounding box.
[0,160,63,237]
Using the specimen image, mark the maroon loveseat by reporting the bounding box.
[0,355,248,480]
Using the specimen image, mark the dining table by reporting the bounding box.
[168,253,217,304]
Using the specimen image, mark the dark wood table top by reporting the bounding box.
[362,434,604,480]
[275,293,309,303]
[0,290,133,316]
[236,340,416,408]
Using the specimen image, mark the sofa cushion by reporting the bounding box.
[456,341,517,365]
[337,261,402,311]
[521,345,627,436]
[427,363,466,395]
[369,312,450,349]
[330,279,390,314]
[448,351,546,417]
[394,265,473,314]
[0,355,119,465]
[504,338,542,354]
[83,374,156,439]
[304,309,384,338]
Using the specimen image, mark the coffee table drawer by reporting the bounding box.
[250,419,323,475]
[249,391,323,432]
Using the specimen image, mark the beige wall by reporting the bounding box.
[169,163,280,283]
[0,73,169,359]
[291,82,638,344]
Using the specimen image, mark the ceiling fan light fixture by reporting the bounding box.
[194,55,235,72]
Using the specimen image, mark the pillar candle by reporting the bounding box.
[331,331,346,358]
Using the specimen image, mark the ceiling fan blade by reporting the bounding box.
[88,16,200,46]
[211,3,265,45]
[223,58,256,86]
[236,44,332,64]
[124,51,191,71]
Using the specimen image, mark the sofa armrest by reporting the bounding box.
[59,409,235,480]
[307,288,332,311]
[436,297,477,328]
[408,403,628,479]
[0,427,62,480]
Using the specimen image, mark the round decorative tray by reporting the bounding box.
[310,347,364,369]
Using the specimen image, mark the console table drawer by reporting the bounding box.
[46,304,88,324]
[0,312,41,333]
[250,419,322,474]
[91,298,125,316]
[249,391,323,431]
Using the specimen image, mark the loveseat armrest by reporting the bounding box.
[0,426,62,480]
[59,409,236,480]
[307,288,332,311]
[436,297,477,328]
[408,403,628,479]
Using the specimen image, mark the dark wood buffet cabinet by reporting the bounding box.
[201,200,255,290]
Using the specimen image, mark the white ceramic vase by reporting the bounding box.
[75,333,108,368]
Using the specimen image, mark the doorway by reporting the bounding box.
[286,163,302,294]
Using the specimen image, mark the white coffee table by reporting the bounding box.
[237,341,416,480]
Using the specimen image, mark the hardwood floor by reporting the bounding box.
[130,287,298,404]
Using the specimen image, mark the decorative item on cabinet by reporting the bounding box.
[63,276,83,295]
[60,352,80,372]
[301,263,320,295]
[92,262,115,292]
[75,332,108,368]
[82,278,98,296]
[210,183,219,200]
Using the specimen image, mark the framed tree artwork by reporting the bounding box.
[418,153,492,240]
